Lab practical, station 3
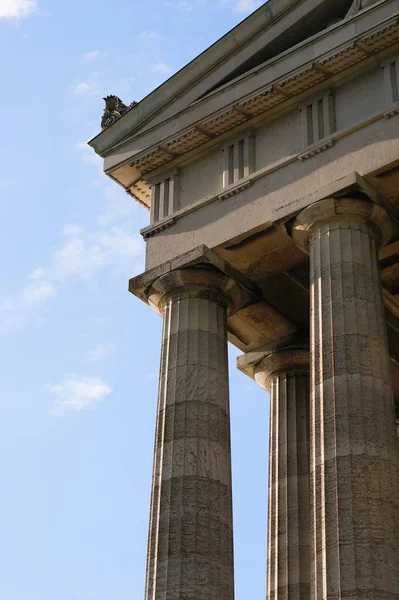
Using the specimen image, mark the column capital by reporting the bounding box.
[147,267,247,317]
[255,344,310,392]
[292,197,393,253]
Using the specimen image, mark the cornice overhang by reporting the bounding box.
[88,0,290,153]
[89,0,355,156]
[96,0,399,209]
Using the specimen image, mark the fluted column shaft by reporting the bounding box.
[294,198,399,600]
[255,347,311,600]
[145,269,243,600]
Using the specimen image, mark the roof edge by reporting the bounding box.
[88,0,318,155]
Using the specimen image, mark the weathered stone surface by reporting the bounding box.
[145,269,243,600]
[293,198,399,600]
[346,0,379,18]
[255,346,311,600]
[89,0,399,594]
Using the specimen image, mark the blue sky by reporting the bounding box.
[0,0,269,598]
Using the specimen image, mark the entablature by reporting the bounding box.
[99,1,399,209]
[91,0,355,156]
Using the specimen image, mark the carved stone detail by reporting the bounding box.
[219,180,252,200]
[125,19,399,190]
[383,105,399,119]
[347,0,379,18]
[298,140,334,161]
[141,216,176,240]
[101,95,137,130]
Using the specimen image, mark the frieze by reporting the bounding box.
[121,16,399,206]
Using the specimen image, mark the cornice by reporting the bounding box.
[89,0,350,155]
[384,101,399,117]
[121,12,399,208]
[298,139,334,161]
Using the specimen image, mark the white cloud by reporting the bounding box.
[0,278,56,333]
[62,224,85,238]
[49,375,112,414]
[21,281,56,305]
[153,62,174,75]
[0,173,144,334]
[0,0,38,19]
[74,82,92,96]
[51,225,142,280]
[28,267,48,280]
[72,73,100,97]
[139,31,165,41]
[0,222,143,333]
[0,179,15,189]
[85,343,115,363]
[76,141,102,169]
[52,237,105,279]
[84,50,107,61]
[167,0,192,11]
[234,0,259,12]
[97,186,129,227]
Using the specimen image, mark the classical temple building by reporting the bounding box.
[89,0,399,597]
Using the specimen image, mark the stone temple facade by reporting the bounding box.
[89,0,399,598]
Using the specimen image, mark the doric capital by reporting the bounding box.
[254,344,310,392]
[147,267,247,317]
[292,197,393,254]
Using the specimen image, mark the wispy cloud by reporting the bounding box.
[48,223,142,281]
[21,281,56,305]
[0,0,38,19]
[234,0,260,13]
[49,375,112,415]
[84,50,107,61]
[167,0,192,12]
[72,73,100,97]
[97,184,137,227]
[62,224,85,238]
[74,82,93,96]
[0,278,56,333]
[85,343,115,363]
[0,179,16,189]
[139,31,165,41]
[1,134,144,333]
[153,62,174,76]
[76,141,102,169]
[0,205,143,333]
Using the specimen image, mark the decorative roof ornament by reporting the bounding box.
[101,95,138,131]
[346,0,378,17]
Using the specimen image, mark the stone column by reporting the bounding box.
[255,346,311,600]
[145,268,244,600]
[293,198,399,600]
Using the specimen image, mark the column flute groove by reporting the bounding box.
[255,345,311,600]
[144,268,245,600]
[294,197,399,600]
